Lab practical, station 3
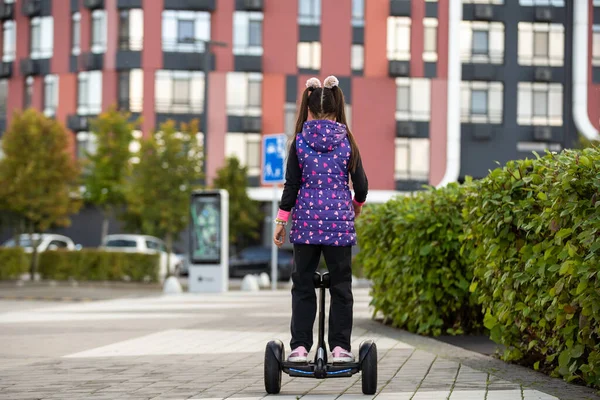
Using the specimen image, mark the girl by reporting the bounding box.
[273,75,368,363]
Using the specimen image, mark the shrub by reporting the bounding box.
[356,183,482,336]
[38,250,159,282]
[0,247,28,279]
[462,149,600,388]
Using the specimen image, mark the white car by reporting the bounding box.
[2,234,78,253]
[101,234,184,281]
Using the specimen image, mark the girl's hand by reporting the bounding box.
[354,203,362,217]
[273,225,286,248]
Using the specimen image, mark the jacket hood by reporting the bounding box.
[301,120,348,153]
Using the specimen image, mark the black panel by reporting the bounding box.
[388,60,410,77]
[38,58,51,75]
[67,114,92,132]
[234,55,262,72]
[462,3,565,24]
[156,113,204,127]
[593,67,600,84]
[41,0,52,16]
[0,2,15,20]
[163,52,213,71]
[425,1,437,18]
[235,0,263,11]
[286,75,297,103]
[463,124,497,141]
[247,175,260,187]
[462,64,504,81]
[396,121,429,139]
[117,0,142,8]
[298,68,320,75]
[0,62,12,78]
[79,53,104,71]
[395,180,428,192]
[424,62,436,78]
[227,116,262,133]
[116,51,142,70]
[164,0,215,11]
[390,0,411,17]
[337,77,351,104]
[352,69,363,77]
[228,116,243,132]
[83,0,104,10]
[299,26,320,42]
[595,8,600,25]
[70,55,78,73]
[352,27,364,45]
[71,0,79,12]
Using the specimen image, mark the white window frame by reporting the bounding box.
[284,102,297,137]
[2,20,16,62]
[162,11,211,53]
[297,41,321,70]
[395,78,431,122]
[462,0,503,4]
[387,17,411,61]
[155,70,205,114]
[91,10,107,54]
[423,18,438,62]
[298,0,321,26]
[119,9,144,51]
[233,11,263,56]
[352,0,364,27]
[460,81,503,124]
[519,0,564,6]
[517,82,563,126]
[461,21,504,64]
[593,25,600,66]
[0,79,7,116]
[395,138,430,182]
[518,22,564,66]
[118,69,143,113]
[72,12,81,56]
[227,72,263,117]
[30,17,53,60]
[77,71,103,116]
[351,44,364,72]
[76,131,98,159]
[43,75,59,118]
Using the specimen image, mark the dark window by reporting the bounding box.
[118,10,130,50]
[118,71,130,110]
[49,240,68,249]
[177,19,195,44]
[472,30,489,55]
[105,239,137,248]
[248,20,262,47]
[471,90,488,115]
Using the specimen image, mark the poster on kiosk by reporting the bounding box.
[188,190,229,293]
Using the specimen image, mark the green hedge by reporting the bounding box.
[38,250,160,282]
[462,149,600,388]
[0,248,28,279]
[356,183,481,336]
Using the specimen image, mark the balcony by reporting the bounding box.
[0,2,15,20]
[79,52,104,71]
[396,121,429,139]
[242,116,261,133]
[534,67,552,82]
[21,0,41,17]
[164,0,215,12]
[390,0,410,17]
[67,115,90,132]
[0,62,12,78]
[234,54,262,72]
[237,0,262,11]
[20,58,41,76]
[83,0,104,10]
[474,4,493,21]
[388,60,410,77]
[533,126,552,141]
[535,7,552,22]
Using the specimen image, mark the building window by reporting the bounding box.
[162,11,210,52]
[43,75,58,118]
[0,80,7,118]
[155,70,205,114]
[298,0,321,26]
[594,26,600,66]
[24,76,33,109]
[297,42,321,70]
[461,81,503,124]
[119,9,143,51]
[423,18,438,62]
[462,0,503,4]
[518,22,564,66]
[30,17,53,59]
[461,21,504,64]
[395,138,430,182]
[76,132,97,159]
[72,13,81,56]
[351,44,364,72]
[233,12,263,56]
[517,82,563,126]
[91,10,107,54]
[118,69,143,113]
[2,21,15,62]
[352,0,364,27]
[519,0,564,6]
[284,103,297,136]
[395,78,431,121]
[387,17,411,61]
[77,71,103,116]
[226,73,262,117]
[225,133,261,177]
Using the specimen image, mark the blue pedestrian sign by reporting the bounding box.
[262,134,287,185]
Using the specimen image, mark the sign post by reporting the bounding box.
[262,134,287,291]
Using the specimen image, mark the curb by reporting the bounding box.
[0,295,94,302]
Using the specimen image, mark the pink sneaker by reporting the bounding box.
[288,346,308,362]
[332,346,355,363]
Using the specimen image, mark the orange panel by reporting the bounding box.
[364,0,388,78]
[429,79,448,186]
[141,68,155,137]
[51,0,71,74]
[56,74,78,157]
[262,73,285,135]
[142,0,162,70]
[263,0,298,74]
[437,0,449,79]
[321,0,351,76]
[80,8,91,53]
[212,0,233,72]
[206,72,227,185]
[104,0,118,70]
[102,70,117,111]
[6,78,23,125]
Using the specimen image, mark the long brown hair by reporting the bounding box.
[293,82,361,172]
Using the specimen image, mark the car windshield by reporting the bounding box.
[2,238,33,248]
[105,239,137,248]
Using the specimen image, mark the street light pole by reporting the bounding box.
[199,40,227,186]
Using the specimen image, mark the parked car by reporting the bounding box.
[173,246,190,276]
[1,234,79,253]
[100,234,185,281]
[229,246,294,281]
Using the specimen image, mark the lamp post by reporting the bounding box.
[196,40,227,186]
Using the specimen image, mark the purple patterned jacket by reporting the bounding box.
[290,120,357,246]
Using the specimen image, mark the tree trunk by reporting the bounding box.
[165,231,173,278]
[101,211,110,245]
[29,225,40,282]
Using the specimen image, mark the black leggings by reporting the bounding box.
[290,244,353,352]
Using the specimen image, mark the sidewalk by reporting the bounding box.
[0,288,597,400]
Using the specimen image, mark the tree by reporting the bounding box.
[83,107,139,243]
[126,119,203,275]
[0,109,81,279]
[213,156,262,250]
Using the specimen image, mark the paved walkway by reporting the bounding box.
[0,289,598,400]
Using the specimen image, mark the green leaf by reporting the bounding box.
[537,192,548,201]
[484,311,498,330]
[579,155,592,167]
[555,228,572,240]
[469,281,478,293]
